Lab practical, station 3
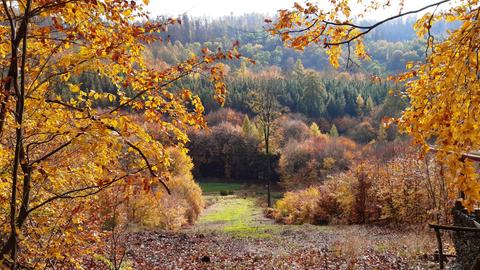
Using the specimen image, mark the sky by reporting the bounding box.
[146,0,445,18]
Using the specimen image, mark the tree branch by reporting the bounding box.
[27,168,145,215]
[29,132,84,166]
[101,123,171,194]
[324,0,451,46]
[108,60,205,114]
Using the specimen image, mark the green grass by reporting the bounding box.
[198,182,244,193]
[194,181,329,239]
[196,197,274,238]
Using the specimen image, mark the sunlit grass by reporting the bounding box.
[196,197,274,238]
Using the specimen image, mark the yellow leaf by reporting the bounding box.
[68,84,81,93]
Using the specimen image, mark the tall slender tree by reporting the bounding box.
[248,89,281,207]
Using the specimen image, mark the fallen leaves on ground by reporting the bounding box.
[124,228,432,269]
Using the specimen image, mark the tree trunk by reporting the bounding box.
[265,128,271,207]
[1,2,32,267]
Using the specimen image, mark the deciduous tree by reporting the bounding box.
[0,1,236,267]
[310,122,322,137]
[249,88,282,207]
[270,0,480,208]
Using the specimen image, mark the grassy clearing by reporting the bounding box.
[195,196,276,238]
[194,195,332,239]
[177,187,437,269]
[193,182,435,263]
[198,182,244,194]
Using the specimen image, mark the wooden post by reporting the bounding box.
[470,253,480,270]
[429,223,480,269]
[434,227,444,269]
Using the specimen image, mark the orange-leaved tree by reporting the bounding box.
[0,0,238,268]
[270,0,480,209]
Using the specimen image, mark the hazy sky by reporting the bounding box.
[146,0,444,18]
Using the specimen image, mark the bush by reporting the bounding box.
[273,186,339,225]
[333,164,381,224]
[273,143,451,225]
[127,148,204,230]
[219,190,234,196]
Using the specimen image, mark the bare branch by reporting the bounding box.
[324,0,450,46]
[29,132,84,166]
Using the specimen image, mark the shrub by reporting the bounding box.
[273,143,451,225]
[273,186,339,225]
[333,164,381,224]
[127,147,204,230]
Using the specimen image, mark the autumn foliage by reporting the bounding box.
[279,135,357,190]
[188,121,263,180]
[270,0,480,209]
[0,0,478,267]
[273,141,452,225]
[127,148,204,230]
[274,186,339,225]
[0,0,241,267]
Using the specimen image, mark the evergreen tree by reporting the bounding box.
[310,122,322,137]
[329,124,339,137]
[242,115,258,138]
[356,94,365,116]
[365,96,374,114]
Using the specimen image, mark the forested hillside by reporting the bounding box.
[71,13,452,123]
[70,13,411,140]
[150,13,455,74]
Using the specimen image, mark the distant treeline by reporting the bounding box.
[160,13,452,44]
[175,60,403,121]
[60,59,404,123]
[147,13,457,74]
